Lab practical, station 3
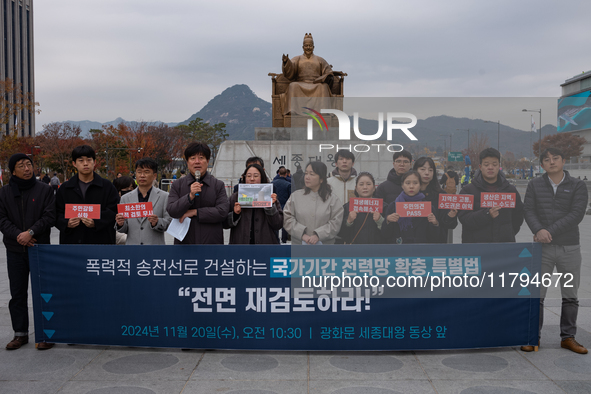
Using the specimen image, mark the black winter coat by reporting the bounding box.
[381,199,440,244]
[224,192,283,244]
[457,170,524,243]
[55,173,119,244]
[375,169,403,206]
[423,187,458,243]
[0,181,55,252]
[523,170,587,246]
[337,202,384,244]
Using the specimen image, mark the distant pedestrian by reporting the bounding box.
[50,172,60,194]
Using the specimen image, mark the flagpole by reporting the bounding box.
[529,115,534,162]
[523,108,542,175]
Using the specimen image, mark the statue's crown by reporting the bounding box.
[303,33,313,42]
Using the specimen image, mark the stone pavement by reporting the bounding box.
[1,219,591,394]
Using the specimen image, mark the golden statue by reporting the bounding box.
[269,34,346,127]
[280,33,334,116]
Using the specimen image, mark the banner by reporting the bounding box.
[350,198,383,213]
[396,201,431,217]
[438,194,474,210]
[65,204,101,219]
[480,193,516,208]
[118,202,154,218]
[29,243,540,350]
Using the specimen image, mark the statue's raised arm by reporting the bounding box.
[280,33,334,116]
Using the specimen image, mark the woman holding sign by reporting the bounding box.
[413,157,458,243]
[382,170,440,244]
[226,164,283,244]
[284,161,343,245]
[337,172,384,244]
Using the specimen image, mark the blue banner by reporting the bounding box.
[29,243,541,350]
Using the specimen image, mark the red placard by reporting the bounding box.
[117,202,154,218]
[350,198,383,213]
[65,204,101,219]
[438,194,474,210]
[480,192,516,208]
[396,201,431,217]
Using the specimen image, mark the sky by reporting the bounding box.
[34,0,591,132]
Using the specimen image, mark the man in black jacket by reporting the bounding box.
[0,154,55,350]
[55,145,119,244]
[458,148,524,243]
[521,148,588,354]
[375,150,412,206]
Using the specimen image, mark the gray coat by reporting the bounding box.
[166,171,229,244]
[117,187,172,245]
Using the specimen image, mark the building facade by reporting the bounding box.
[559,70,591,161]
[1,0,35,137]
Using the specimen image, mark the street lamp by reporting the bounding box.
[456,128,470,151]
[484,120,500,152]
[522,109,542,170]
[439,135,450,164]
[104,145,143,177]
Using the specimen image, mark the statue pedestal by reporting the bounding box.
[255,125,342,141]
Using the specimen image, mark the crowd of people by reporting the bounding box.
[0,142,587,356]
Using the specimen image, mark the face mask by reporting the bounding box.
[121,189,132,196]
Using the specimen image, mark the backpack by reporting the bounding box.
[50,176,60,186]
[445,173,457,194]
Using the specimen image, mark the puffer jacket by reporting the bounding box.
[523,170,587,246]
[375,168,403,206]
[458,170,524,243]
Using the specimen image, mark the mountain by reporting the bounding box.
[178,84,272,140]
[53,84,556,158]
[409,115,556,159]
[56,118,178,137]
[353,115,556,159]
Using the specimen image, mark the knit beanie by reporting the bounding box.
[9,153,33,173]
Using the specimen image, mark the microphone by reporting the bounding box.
[193,170,201,196]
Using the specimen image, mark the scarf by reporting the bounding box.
[395,191,425,232]
[9,175,37,197]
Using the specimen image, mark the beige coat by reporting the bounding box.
[283,189,343,245]
[327,173,356,205]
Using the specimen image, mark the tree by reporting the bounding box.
[533,132,585,160]
[146,124,185,174]
[0,78,40,135]
[176,118,229,164]
[462,132,490,165]
[36,122,85,178]
[502,151,518,173]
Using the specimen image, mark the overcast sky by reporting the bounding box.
[34,0,591,131]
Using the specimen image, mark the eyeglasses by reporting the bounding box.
[15,162,33,169]
[394,160,410,165]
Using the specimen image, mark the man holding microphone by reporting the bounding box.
[166,142,229,244]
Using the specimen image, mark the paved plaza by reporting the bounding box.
[1,218,591,394]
